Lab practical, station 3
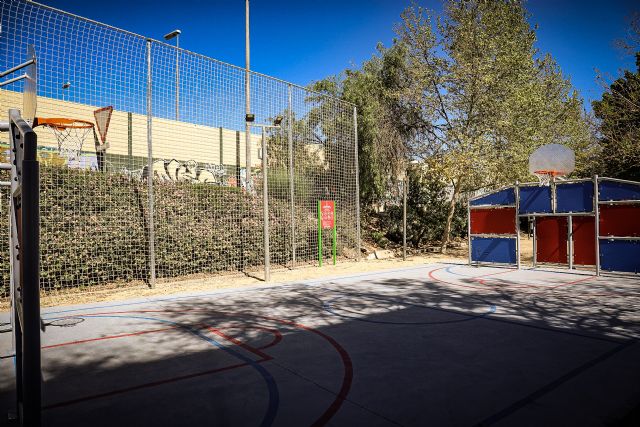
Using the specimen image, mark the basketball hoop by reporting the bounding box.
[529,144,575,186]
[34,117,94,161]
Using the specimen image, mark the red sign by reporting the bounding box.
[320,200,335,229]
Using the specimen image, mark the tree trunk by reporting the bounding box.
[441,179,462,254]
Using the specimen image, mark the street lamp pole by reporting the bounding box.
[163,29,181,121]
[248,117,282,282]
[245,0,252,192]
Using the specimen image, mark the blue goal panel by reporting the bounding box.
[519,186,552,214]
[599,180,640,202]
[556,182,594,213]
[471,237,517,264]
[599,240,640,273]
[470,188,515,206]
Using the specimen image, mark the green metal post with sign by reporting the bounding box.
[318,200,336,266]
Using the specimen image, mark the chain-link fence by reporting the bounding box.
[0,0,359,296]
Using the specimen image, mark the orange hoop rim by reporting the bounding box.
[533,170,567,177]
[33,117,94,130]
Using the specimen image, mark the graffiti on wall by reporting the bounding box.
[138,159,233,185]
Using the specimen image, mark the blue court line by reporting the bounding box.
[445,266,477,277]
[41,263,449,316]
[322,292,496,325]
[47,313,279,427]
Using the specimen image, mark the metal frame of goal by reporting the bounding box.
[467,176,640,275]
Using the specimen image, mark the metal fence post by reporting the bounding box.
[353,106,361,261]
[127,112,133,170]
[262,127,270,281]
[568,215,573,270]
[594,174,600,276]
[515,181,521,269]
[403,176,407,261]
[467,201,472,266]
[532,218,537,268]
[146,39,157,288]
[287,84,296,267]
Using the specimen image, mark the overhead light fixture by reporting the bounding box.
[163,29,181,41]
[245,113,255,122]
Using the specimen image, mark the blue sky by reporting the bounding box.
[34,0,640,109]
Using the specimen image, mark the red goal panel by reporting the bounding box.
[572,216,596,265]
[536,217,567,264]
[470,207,516,235]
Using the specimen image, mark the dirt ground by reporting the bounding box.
[1,247,471,310]
[1,237,536,310]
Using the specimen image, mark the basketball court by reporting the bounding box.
[1,263,639,426]
[1,1,639,425]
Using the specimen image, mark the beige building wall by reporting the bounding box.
[0,89,263,168]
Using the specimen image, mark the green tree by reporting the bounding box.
[310,43,410,208]
[592,53,640,181]
[391,1,593,252]
[313,0,593,252]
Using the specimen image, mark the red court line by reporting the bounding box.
[52,309,353,427]
[240,325,283,351]
[474,273,596,290]
[430,266,640,298]
[256,314,353,427]
[429,266,598,293]
[207,326,272,361]
[44,360,260,410]
[43,326,179,349]
[44,321,273,410]
[428,267,490,291]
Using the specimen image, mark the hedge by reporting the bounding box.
[0,165,323,296]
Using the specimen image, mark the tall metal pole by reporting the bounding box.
[262,127,270,281]
[568,215,573,270]
[532,218,537,268]
[594,174,600,276]
[515,181,521,269]
[175,33,180,121]
[9,111,41,426]
[146,40,157,288]
[467,201,472,265]
[244,0,252,192]
[353,106,361,261]
[403,176,407,261]
[287,84,296,266]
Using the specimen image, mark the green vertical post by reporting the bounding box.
[332,202,336,265]
[318,200,322,267]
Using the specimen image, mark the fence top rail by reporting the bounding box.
[26,0,356,108]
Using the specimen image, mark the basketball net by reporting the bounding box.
[36,118,94,162]
[533,170,565,186]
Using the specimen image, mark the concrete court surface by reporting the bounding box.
[1,263,639,426]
